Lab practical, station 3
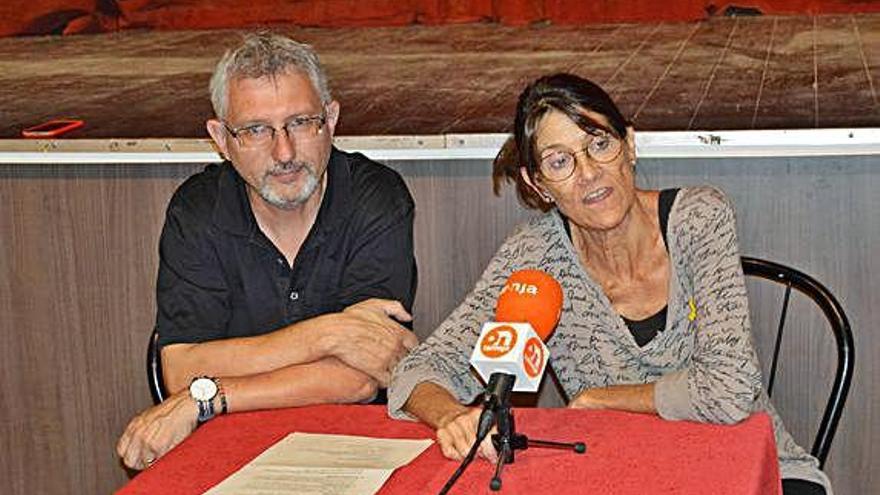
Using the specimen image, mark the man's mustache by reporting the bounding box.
[268,161,312,175]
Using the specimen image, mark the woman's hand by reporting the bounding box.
[401,382,498,463]
[436,407,498,463]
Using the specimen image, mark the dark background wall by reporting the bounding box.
[2,0,880,37]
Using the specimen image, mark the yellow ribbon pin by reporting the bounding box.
[688,298,697,321]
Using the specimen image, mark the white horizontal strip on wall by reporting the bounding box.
[1,129,879,164]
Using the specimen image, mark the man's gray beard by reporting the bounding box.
[259,162,320,210]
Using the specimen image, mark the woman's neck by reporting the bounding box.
[570,190,662,279]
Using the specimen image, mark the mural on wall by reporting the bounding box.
[2,0,879,37]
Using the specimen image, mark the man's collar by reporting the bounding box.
[308,147,352,248]
[211,147,352,240]
[211,162,253,237]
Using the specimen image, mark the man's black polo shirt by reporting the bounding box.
[156,147,416,348]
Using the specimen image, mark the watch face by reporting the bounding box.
[189,377,218,401]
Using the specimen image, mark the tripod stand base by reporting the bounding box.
[528,438,587,453]
[488,432,586,491]
[491,433,587,459]
[484,403,586,491]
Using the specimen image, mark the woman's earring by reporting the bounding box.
[542,193,554,204]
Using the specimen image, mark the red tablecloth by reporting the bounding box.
[117,405,781,494]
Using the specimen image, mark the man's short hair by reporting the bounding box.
[210,32,332,119]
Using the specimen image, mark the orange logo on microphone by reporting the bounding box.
[480,325,518,358]
[522,337,544,378]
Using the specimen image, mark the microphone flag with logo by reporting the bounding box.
[469,269,563,392]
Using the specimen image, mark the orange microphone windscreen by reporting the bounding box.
[495,269,563,341]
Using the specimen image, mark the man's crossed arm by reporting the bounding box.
[116,298,417,470]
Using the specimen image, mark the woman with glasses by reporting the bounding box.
[388,73,830,494]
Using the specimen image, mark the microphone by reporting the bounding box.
[469,269,564,393]
[441,271,578,495]
[469,269,563,440]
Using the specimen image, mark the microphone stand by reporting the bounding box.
[439,374,511,495]
[439,373,587,494]
[488,381,586,491]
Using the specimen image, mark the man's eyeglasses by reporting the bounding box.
[224,113,327,149]
[538,131,623,182]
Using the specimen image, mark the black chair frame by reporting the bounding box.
[741,256,854,469]
[147,327,166,404]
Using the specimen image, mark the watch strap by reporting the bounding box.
[196,396,215,423]
[192,376,218,424]
[216,378,228,415]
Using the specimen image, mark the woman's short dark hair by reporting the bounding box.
[492,73,629,211]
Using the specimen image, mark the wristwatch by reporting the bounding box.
[189,376,219,423]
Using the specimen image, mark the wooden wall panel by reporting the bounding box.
[389,160,534,335]
[0,164,202,494]
[637,155,879,495]
[1,154,877,493]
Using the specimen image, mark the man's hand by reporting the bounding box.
[435,407,498,463]
[116,392,199,470]
[321,298,418,387]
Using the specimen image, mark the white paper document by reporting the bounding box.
[204,432,433,495]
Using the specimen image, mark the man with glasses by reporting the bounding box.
[117,32,418,470]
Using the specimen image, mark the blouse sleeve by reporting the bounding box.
[654,188,762,424]
[386,230,523,420]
